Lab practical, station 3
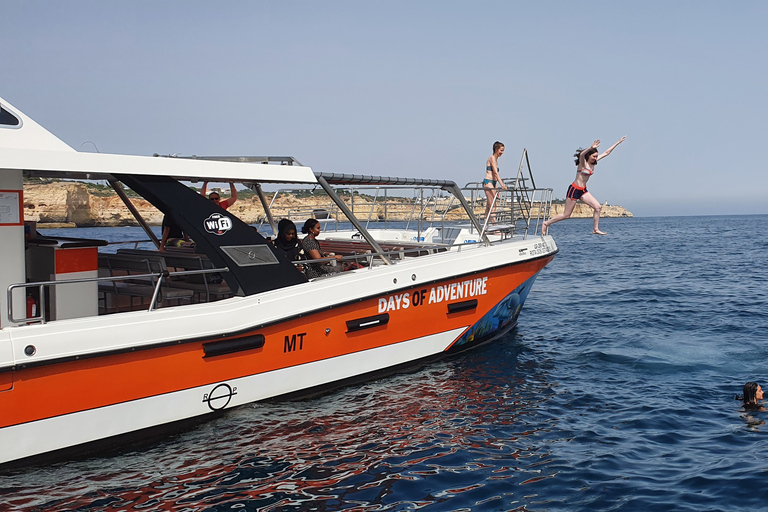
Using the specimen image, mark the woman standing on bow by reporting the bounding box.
[483,141,508,224]
[542,136,626,236]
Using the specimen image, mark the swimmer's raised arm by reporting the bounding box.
[598,136,626,160]
[578,140,600,161]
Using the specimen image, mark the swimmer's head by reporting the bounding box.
[743,382,763,404]
[493,141,505,155]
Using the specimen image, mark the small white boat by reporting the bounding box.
[0,96,558,467]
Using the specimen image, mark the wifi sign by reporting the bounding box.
[203,213,233,235]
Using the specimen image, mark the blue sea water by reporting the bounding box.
[3,215,768,511]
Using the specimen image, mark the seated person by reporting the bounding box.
[201,181,238,210]
[159,214,192,252]
[301,218,343,278]
[271,219,304,270]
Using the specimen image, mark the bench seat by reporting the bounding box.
[98,253,194,312]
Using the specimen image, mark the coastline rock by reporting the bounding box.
[548,203,633,218]
[23,182,633,227]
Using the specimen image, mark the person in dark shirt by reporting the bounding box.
[271,219,304,271]
[159,214,191,252]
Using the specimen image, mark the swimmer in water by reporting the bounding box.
[542,136,626,236]
[483,141,508,224]
[743,381,764,411]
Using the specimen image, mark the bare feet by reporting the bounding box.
[592,229,607,235]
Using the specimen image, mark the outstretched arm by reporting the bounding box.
[227,182,238,206]
[598,136,626,160]
[579,140,601,161]
[200,181,208,197]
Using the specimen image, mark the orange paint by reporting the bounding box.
[1,256,553,428]
[0,371,12,392]
[54,247,98,274]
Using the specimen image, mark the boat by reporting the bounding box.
[0,96,558,467]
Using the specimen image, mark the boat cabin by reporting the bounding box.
[1,96,552,329]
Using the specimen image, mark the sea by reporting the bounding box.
[2,215,768,511]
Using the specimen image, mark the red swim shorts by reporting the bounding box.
[566,183,587,200]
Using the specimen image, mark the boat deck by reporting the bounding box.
[18,234,455,321]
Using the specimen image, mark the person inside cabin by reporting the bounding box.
[301,218,343,278]
[271,219,304,271]
[201,181,238,210]
[159,214,191,252]
[742,381,765,411]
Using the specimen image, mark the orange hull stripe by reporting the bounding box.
[1,256,553,428]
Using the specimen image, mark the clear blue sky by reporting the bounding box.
[2,1,766,216]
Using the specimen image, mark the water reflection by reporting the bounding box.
[4,334,560,510]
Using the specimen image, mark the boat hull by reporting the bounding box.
[0,251,554,467]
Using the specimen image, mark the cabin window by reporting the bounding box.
[0,106,20,127]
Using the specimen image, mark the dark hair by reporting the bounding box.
[302,218,319,234]
[574,147,598,166]
[744,382,760,405]
[493,141,504,154]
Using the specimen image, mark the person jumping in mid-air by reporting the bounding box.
[543,136,626,236]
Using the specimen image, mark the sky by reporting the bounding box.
[1,1,766,216]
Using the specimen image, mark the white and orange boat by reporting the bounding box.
[0,96,557,467]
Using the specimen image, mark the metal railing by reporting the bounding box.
[461,184,553,238]
[255,149,552,242]
[257,184,553,241]
[463,148,552,238]
[8,266,229,324]
[291,242,450,276]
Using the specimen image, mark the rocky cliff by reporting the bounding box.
[548,202,633,218]
[23,182,633,227]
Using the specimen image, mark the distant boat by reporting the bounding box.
[0,96,557,467]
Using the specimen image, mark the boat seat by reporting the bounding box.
[485,223,515,233]
[161,254,233,302]
[116,249,233,302]
[98,253,194,312]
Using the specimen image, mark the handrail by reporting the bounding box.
[291,243,450,274]
[8,266,229,324]
[246,149,551,245]
[264,181,552,242]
